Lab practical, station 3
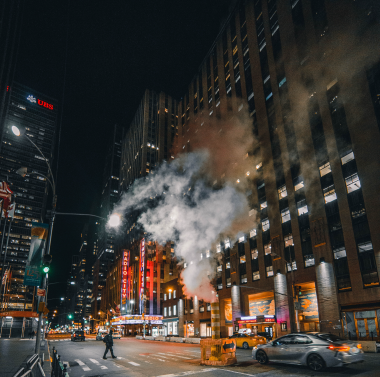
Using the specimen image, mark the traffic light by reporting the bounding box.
[42,254,52,274]
[68,314,73,319]
[295,286,302,296]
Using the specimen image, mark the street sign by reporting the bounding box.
[37,288,46,297]
[221,339,236,353]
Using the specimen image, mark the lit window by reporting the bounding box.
[262,219,270,232]
[207,303,211,311]
[278,185,287,199]
[304,255,315,267]
[218,284,223,289]
[239,236,245,243]
[217,265,222,272]
[226,262,230,269]
[169,291,172,299]
[240,255,246,263]
[324,187,337,203]
[168,307,172,316]
[200,306,205,312]
[173,290,176,298]
[164,307,167,316]
[264,243,271,255]
[341,151,354,165]
[224,239,230,249]
[287,261,297,272]
[266,266,274,277]
[256,162,262,170]
[250,229,257,238]
[173,305,177,315]
[164,294,167,301]
[216,245,221,253]
[251,249,258,259]
[253,271,260,280]
[333,247,347,259]
[294,181,304,191]
[284,234,293,247]
[226,278,231,287]
[345,174,361,193]
[206,250,210,258]
[281,209,291,223]
[319,162,332,177]
[358,242,373,252]
[241,274,248,284]
[260,201,268,210]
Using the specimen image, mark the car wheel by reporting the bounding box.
[307,354,325,371]
[243,342,249,350]
[256,350,268,364]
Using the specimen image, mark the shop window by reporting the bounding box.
[173,305,177,315]
[241,274,248,284]
[266,266,274,277]
[281,209,291,223]
[278,185,287,199]
[240,255,246,264]
[250,229,257,238]
[262,219,270,232]
[284,234,293,247]
[253,271,260,280]
[345,173,361,193]
[324,186,337,203]
[319,162,331,177]
[251,249,258,259]
[164,307,167,317]
[333,247,347,259]
[341,151,354,165]
[264,243,271,255]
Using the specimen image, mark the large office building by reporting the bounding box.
[0,82,58,313]
[175,0,380,340]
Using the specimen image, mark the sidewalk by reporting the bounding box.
[0,338,51,376]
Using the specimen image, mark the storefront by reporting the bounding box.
[184,321,194,337]
[236,315,277,339]
[163,317,179,336]
[111,315,164,337]
[295,282,320,332]
[200,320,212,337]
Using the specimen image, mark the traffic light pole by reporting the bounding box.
[35,197,56,355]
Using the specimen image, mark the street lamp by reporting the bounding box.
[108,213,121,228]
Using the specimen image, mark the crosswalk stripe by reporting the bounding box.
[89,358,100,364]
[128,361,140,366]
[75,360,85,366]
[75,359,91,371]
[164,353,192,359]
[100,365,108,369]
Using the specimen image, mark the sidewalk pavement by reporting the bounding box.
[0,338,51,377]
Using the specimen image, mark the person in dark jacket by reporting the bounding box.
[103,329,117,359]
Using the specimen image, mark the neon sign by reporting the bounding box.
[121,250,129,309]
[26,95,53,110]
[139,239,145,314]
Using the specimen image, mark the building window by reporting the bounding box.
[324,186,337,203]
[345,173,361,193]
[253,271,260,280]
[169,307,172,316]
[200,306,204,312]
[169,291,172,299]
[164,307,167,317]
[224,239,231,249]
[266,266,274,277]
[297,204,308,216]
[240,255,246,264]
[287,261,297,272]
[251,249,258,259]
[262,219,270,232]
[164,294,167,301]
[264,243,271,255]
[294,180,304,191]
[241,274,248,284]
[333,247,347,259]
[278,185,287,199]
[226,262,230,269]
[284,234,293,247]
[250,229,257,238]
[207,303,211,311]
[173,290,176,298]
[304,255,315,267]
[217,265,222,272]
[216,245,221,253]
[319,162,332,177]
[226,278,231,287]
[206,250,210,258]
[260,201,268,210]
[239,235,245,243]
[173,305,177,315]
[341,151,354,165]
[281,209,291,223]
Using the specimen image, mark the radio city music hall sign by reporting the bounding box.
[121,250,129,305]
[27,95,54,110]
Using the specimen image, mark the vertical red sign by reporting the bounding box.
[139,239,145,314]
[120,250,129,311]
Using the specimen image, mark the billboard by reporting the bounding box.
[24,222,49,287]
[139,239,146,314]
[120,250,129,314]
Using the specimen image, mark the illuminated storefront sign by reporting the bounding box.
[139,239,145,314]
[120,250,129,310]
[111,315,163,325]
[26,94,54,110]
[237,315,276,324]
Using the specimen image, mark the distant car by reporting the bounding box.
[96,332,106,341]
[253,333,364,371]
[113,332,122,339]
[229,333,266,349]
[71,330,85,342]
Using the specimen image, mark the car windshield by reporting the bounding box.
[316,333,344,342]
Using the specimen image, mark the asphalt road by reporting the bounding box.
[48,337,380,377]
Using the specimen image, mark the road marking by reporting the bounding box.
[75,359,91,371]
[150,357,166,362]
[220,370,258,376]
[128,361,140,366]
[100,365,108,369]
[156,369,217,377]
[163,353,192,359]
[89,358,100,364]
[75,360,85,366]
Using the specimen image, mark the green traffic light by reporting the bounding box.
[43,266,50,273]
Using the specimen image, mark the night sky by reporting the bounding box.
[14,1,232,300]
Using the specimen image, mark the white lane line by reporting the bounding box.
[156,369,217,377]
[89,358,100,365]
[163,353,192,359]
[149,357,166,362]
[128,361,140,366]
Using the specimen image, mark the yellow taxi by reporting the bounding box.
[229,333,267,349]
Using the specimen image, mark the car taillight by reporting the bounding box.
[328,345,350,352]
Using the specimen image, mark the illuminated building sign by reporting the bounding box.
[111,314,163,325]
[26,94,54,110]
[139,239,145,314]
[237,315,276,324]
[120,250,129,310]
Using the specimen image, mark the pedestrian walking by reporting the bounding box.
[103,329,117,359]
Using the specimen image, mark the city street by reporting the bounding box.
[47,338,380,377]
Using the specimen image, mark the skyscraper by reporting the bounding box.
[0,82,58,312]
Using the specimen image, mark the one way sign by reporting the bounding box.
[221,339,236,353]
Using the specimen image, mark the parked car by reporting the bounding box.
[253,333,363,371]
[229,333,267,349]
[71,330,85,342]
[113,332,122,339]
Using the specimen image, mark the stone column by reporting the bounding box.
[231,285,241,331]
[193,295,200,337]
[274,271,291,336]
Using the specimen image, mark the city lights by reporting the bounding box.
[108,213,121,228]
